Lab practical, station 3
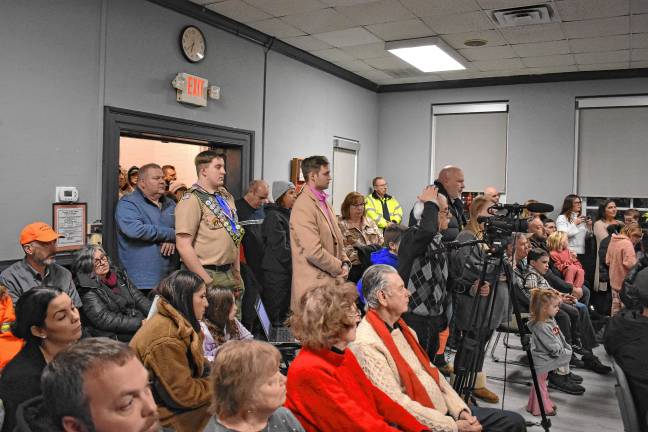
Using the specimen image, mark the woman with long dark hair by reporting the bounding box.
[593,200,622,292]
[202,287,252,360]
[0,287,82,432]
[129,270,210,432]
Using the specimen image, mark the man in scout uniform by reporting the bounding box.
[175,150,244,309]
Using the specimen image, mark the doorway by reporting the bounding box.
[331,138,360,215]
[103,107,254,260]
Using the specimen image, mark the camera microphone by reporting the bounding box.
[490,202,554,213]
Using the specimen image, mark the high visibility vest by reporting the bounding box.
[365,192,403,229]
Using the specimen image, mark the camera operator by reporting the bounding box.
[399,185,450,359]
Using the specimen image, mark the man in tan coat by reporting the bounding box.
[290,155,350,310]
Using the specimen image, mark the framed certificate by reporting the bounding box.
[52,203,87,251]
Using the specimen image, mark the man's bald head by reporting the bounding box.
[438,166,465,199]
[484,186,500,204]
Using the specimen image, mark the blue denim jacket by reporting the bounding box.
[115,188,176,289]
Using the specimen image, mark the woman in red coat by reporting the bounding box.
[286,282,428,432]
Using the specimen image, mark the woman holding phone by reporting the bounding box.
[556,194,594,293]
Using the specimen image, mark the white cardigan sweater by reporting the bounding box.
[556,214,588,254]
[350,318,468,432]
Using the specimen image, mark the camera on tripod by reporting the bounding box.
[477,202,554,246]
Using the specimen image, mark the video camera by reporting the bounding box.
[477,202,554,244]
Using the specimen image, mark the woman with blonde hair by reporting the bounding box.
[210,340,304,431]
[285,282,428,431]
[607,223,643,315]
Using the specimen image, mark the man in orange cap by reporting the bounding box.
[0,222,82,307]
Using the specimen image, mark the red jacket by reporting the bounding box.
[285,347,427,432]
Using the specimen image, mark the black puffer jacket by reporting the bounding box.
[75,268,151,341]
[261,203,292,274]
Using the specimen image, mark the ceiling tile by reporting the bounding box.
[363,55,411,69]
[555,0,629,21]
[206,0,271,23]
[320,0,380,6]
[563,16,630,38]
[310,47,357,63]
[248,18,306,37]
[631,0,648,14]
[365,19,434,40]
[312,27,380,46]
[190,0,227,4]
[569,35,629,53]
[458,44,517,61]
[282,35,332,51]
[476,0,548,9]
[575,50,630,63]
[242,0,327,16]
[355,69,394,81]
[631,14,648,32]
[340,42,389,58]
[335,0,414,25]
[281,8,356,33]
[522,53,575,67]
[422,11,495,34]
[499,23,565,44]
[512,40,571,56]
[632,33,648,48]
[578,62,629,70]
[333,59,376,71]
[442,30,507,48]
[473,57,524,71]
[632,48,648,60]
[400,0,480,16]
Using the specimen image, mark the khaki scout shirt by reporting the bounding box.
[175,188,239,266]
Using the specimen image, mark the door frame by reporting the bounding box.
[103,106,254,260]
[331,137,360,213]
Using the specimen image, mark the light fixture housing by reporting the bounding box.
[385,37,466,72]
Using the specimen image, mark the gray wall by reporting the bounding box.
[0,0,379,260]
[377,77,648,216]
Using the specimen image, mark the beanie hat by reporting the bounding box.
[272,181,295,202]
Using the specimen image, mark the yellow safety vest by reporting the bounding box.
[365,192,403,229]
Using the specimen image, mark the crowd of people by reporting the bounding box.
[0,150,646,432]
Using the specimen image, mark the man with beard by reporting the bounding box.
[0,222,81,307]
[15,337,160,432]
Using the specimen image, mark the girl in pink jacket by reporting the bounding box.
[548,231,585,289]
[606,223,643,315]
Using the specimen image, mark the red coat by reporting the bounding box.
[285,347,427,432]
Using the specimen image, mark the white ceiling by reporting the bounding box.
[187,0,648,85]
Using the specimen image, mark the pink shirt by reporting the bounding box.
[606,234,637,290]
[309,185,333,224]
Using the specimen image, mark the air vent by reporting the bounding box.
[383,68,424,79]
[492,4,554,27]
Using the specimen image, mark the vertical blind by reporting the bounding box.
[433,111,508,192]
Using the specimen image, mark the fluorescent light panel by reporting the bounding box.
[386,37,465,72]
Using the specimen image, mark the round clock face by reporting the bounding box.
[181,26,206,63]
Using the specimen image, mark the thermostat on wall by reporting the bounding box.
[55,187,79,203]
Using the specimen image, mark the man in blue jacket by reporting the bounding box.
[115,163,176,290]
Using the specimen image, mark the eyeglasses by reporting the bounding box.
[94,255,109,265]
[573,200,582,204]
[351,203,366,208]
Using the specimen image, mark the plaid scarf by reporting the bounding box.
[407,233,448,317]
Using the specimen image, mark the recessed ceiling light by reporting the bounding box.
[464,39,487,47]
[385,37,466,72]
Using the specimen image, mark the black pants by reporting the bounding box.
[402,313,446,359]
[348,264,364,284]
[471,405,527,432]
[554,308,574,345]
[262,271,291,326]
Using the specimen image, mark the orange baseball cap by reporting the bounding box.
[19,222,63,245]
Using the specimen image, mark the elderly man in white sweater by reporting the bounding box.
[350,265,526,432]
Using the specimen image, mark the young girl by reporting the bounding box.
[202,288,252,361]
[548,231,585,290]
[527,289,578,416]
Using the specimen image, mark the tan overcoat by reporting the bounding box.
[290,185,349,310]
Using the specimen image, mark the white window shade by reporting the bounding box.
[577,106,648,198]
[433,111,508,192]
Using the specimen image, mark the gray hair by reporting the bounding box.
[41,337,136,429]
[72,244,111,276]
[411,194,447,225]
[245,179,269,195]
[361,264,399,310]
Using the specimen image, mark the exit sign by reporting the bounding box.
[172,73,208,107]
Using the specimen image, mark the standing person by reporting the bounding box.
[544,219,557,236]
[433,166,466,241]
[593,200,622,292]
[0,287,82,432]
[365,177,403,230]
[168,181,188,203]
[118,165,132,198]
[526,289,577,417]
[175,150,244,309]
[261,181,296,325]
[236,179,270,221]
[338,192,384,283]
[289,156,349,310]
[127,166,139,190]
[129,270,211,432]
[115,163,177,291]
[0,284,22,370]
[483,186,500,205]
[556,194,594,287]
[0,222,82,308]
[607,223,643,315]
[624,208,641,226]
[236,180,270,288]
[162,164,177,190]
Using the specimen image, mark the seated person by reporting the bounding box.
[544,218,557,236]
[338,192,384,283]
[285,282,428,432]
[129,270,211,432]
[548,232,586,293]
[18,337,160,432]
[351,265,526,432]
[0,287,82,432]
[202,288,252,361]
[0,222,82,308]
[605,267,648,432]
[0,284,23,370]
[210,339,304,432]
[72,245,151,342]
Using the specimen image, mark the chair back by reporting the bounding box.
[612,357,642,432]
